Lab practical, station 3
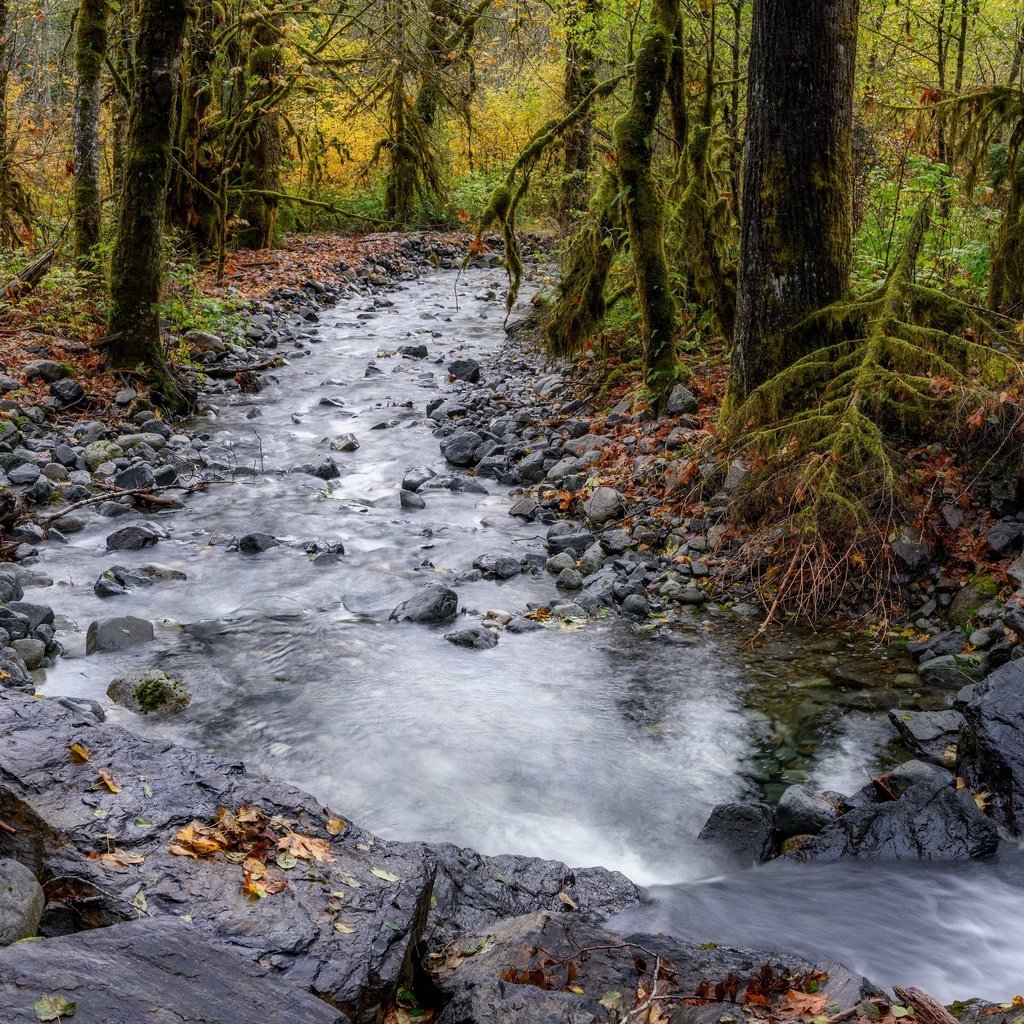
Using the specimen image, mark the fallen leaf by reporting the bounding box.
[326,816,345,835]
[783,991,829,1018]
[278,832,333,862]
[34,994,76,1021]
[334,919,356,934]
[96,769,121,794]
[68,743,91,764]
[371,867,401,882]
[89,849,144,870]
[557,890,578,910]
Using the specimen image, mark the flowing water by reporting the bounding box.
[28,267,1024,1001]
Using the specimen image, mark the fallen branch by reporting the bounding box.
[34,484,177,525]
[3,249,55,300]
[892,988,959,1024]
[203,357,281,379]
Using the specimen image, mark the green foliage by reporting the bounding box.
[160,255,246,341]
[730,198,1021,620]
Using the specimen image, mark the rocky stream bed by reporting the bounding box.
[1,236,1023,1021]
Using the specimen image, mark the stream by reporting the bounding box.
[27,266,1024,1001]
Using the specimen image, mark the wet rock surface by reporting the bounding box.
[0,918,346,1023]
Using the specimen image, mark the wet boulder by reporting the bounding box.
[698,802,776,865]
[106,523,165,552]
[430,912,877,1024]
[917,653,988,689]
[94,565,155,598]
[400,489,426,510]
[390,583,459,624]
[86,615,155,653]
[0,919,345,1023]
[0,691,432,1023]
[440,430,484,467]
[236,532,280,553]
[445,626,498,650]
[0,858,43,945]
[776,784,838,839]
[107,669,191,716]
[887,709,963,766]
[471,553,521,580]
[583,486,624,526]
[448,358,481,383]
[787,774,998,862]
[958,660,1024,835]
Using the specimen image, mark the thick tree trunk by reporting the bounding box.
[558,0,597,231]
[73,0,107,268]
[612,0,680,402]
[106,0,189,401]
[989,160,1024,317]
[729,0,859,404]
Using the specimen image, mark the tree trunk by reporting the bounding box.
[612,0,680,402]
[73,0,108,268]
[106,0,189,404]
[729,0,859,404]
[558,0,597,231]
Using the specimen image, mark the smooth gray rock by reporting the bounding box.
[698,803,776,864]
[400,489,426,510]
[0,859,43,945]
[776,784,838,838]
[918,652,989,689]
[448,358,481,383]
[444,626,499,650]
[237,532,279,553]
[8,639,44,671]
[0,919,346,1022]
[472,553,521,579]
[106,523,164,551]
[665,383,699,415]
[86,615,155,653]
[440,430,483,466]
[583,486,623,526]
[22,359,68,382]
[390,584,458,624]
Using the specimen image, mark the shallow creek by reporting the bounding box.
[27,267,1024,1000]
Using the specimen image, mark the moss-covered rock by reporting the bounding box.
[107,669,191,716]
[948,574,999,626]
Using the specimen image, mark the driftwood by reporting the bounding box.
[892,988,959,1024]
[34,484,177,526]
[3,249,55,300]
[203,358,280,379]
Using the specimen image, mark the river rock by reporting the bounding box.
[444,626,499,650]
[698,803,776,864]
[0,918,345,1023]
[546,522,594,556]
[50,378,86,408]
[472,553,521,579]
[440,430,483,467]
[958,660,1024,835]
[448,358,481,383]
[86,615,155,653]
[22,359,68,382]
[665,383,699,415]
[113,463,157,491]
[83,440,125,471]
[107,669,191,715]
[907,629,967,662]
[0,858,43,945]
[776,784,838,838]
[431,912,876,1024]
[402,466,436,492]
[917,653,989,688]
[106,523,164,552]
[8,639,44,671]
[400,489,426,510]
[94,565,155,598]
[887,709,964,766]
[788,774,998,862]
[583,486,623,526]
[237,532,280,553]
[390,584,459,623]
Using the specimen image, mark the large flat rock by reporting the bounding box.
[430,911,879,1024]
[0,918,345,1023]
[0,692,431,1022]
[0,692,641,1022]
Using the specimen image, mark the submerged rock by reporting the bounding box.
[698,802,776,864]
[444,626,498,650]
[86,615,155,653]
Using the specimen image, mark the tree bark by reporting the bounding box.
[729,0,859,404]
[73,0,108,268]
[612,0,681,402]
[558,0,597,231]
[106,0,189,397]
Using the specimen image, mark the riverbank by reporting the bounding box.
[0,231,1022,1018]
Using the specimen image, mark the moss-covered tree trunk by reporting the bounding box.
[73,0,108,268]
[612,0,680,403]
[728,0,859,405]
[558,0,597,231]
[989,160,1024,317]
[168,0,219,253]
[235,20,284,251]
[106,0,189,401]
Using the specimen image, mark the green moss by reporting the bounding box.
[132,672,191,715]
[967,573,998,599]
